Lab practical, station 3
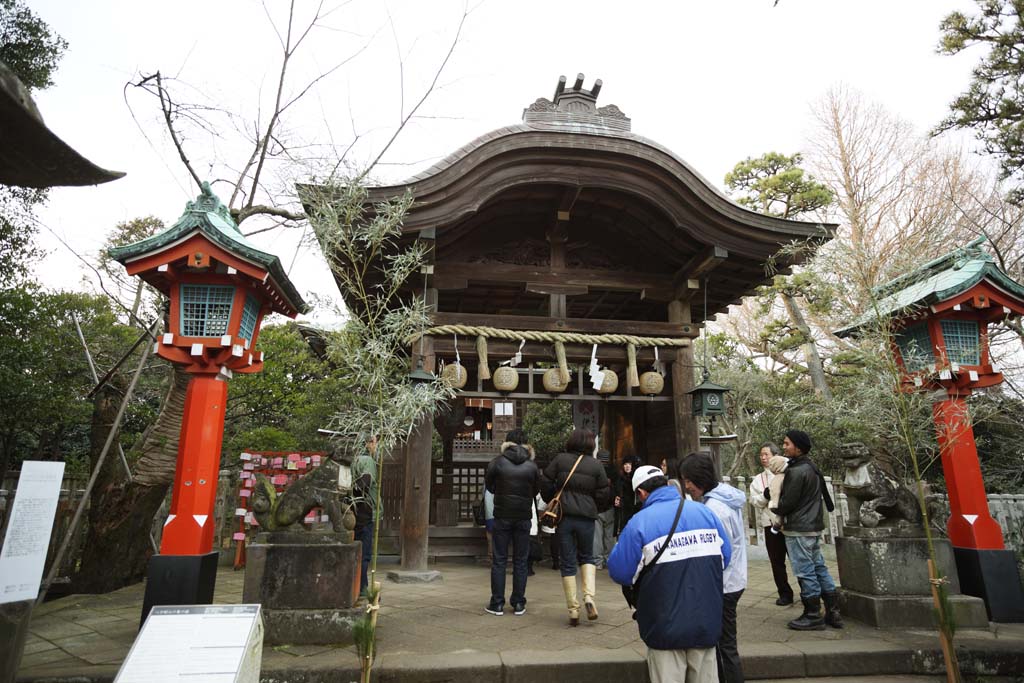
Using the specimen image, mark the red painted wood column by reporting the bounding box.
[160,374,228,555]
[932,396,1004,550]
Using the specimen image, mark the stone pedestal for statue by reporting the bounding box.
[836,526,988,628]
[243,530,363,645]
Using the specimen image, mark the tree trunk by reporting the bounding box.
[781,293,833,401]
[72,364,190,593]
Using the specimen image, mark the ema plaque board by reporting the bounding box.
[116,604,263,683]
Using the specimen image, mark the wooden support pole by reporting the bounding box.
[669,299,699,457]
[400,409,434,571]
[73,314,158,552]
[37,319,157,606]
[400,283,436,571]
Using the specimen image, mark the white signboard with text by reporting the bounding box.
[0,460,65,604]
[116,604,263,683]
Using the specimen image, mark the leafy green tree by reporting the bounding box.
[221,322,350,458]
[522,400,572,465]
[225,426,299,455]
[725,152,833,219]
[0,0,67,272]
[725,152,835,399]
[936,1,1024,201]
[96,216,165,321]
[0,0,66,90]
[0,291,138,477]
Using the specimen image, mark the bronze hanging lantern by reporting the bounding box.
[688,375,729,417]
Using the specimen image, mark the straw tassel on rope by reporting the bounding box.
[476,335,491,380]
[626,343,640,387]
[554,341,570,384]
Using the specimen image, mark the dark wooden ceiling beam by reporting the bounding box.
[557,186,582,221]
[583,290,611,318]
[673,245,728,299]
[432,261,672,293]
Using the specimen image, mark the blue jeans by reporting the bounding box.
[356,524,373,595]
[491,518,531,608]
[557,515,595,576]
[784,534,836,599]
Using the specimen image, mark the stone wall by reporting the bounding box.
[928,493,1024,555]
[726,472,1024,554]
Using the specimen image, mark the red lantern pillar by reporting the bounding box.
[111,184,307,626]
[161,375,229,555]
[932,396,1004,550]
[836,243,1024,622]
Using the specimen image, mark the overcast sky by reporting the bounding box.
[26,0,979,326]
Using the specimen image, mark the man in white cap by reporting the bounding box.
[608,465,732,683]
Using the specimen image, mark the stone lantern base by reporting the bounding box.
[836,526,988,628]
[243,531,363,645]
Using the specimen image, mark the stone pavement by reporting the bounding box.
[15,549,1024,682]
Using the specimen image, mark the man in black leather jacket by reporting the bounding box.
[484,429,539,616]
[772,430,842,631]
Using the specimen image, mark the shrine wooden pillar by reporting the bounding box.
[669,299,699,457]
[399,258,439,574]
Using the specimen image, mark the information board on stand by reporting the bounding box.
[116,604,263,683]
[0,460,65,604]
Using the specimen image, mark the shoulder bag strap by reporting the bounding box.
[635,495,685,587]
[819,472,835,512]
[549,455,585,504]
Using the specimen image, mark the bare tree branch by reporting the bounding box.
[362,4,469,178]
[150,71,203,191]
[235,204,306,225]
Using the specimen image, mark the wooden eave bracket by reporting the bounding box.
[673,245,728,299]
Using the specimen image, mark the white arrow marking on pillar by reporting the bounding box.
[193,515,208,527]
[963,514,978,525]
[164,514,176,527]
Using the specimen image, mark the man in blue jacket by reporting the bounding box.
[609,465,732,683]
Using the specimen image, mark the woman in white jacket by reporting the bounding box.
[748,442,794,606]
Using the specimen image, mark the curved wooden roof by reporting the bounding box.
[309,77,835,320]
[369,122,830,261]
[360,88,834,317]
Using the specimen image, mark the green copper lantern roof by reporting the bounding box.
[687,378,731,394]
[834,238,1024,337]
[109,182,308,314]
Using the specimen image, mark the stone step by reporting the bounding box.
[763,678,945,683]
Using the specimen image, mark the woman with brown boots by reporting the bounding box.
[542,429,611,626]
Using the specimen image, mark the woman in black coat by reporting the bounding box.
[542,429,610,626]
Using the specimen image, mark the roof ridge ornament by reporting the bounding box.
[185,181,238,231]
[522,74,631,132]
[553,73,602,110]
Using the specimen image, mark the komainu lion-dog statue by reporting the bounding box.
[840,442,921,529]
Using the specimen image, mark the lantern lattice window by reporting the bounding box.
[181,284,235,337]
[239,294,260,341]
[895,323,934,372]
[940,320,980,365]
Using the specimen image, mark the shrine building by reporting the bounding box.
[309,75,835,566]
